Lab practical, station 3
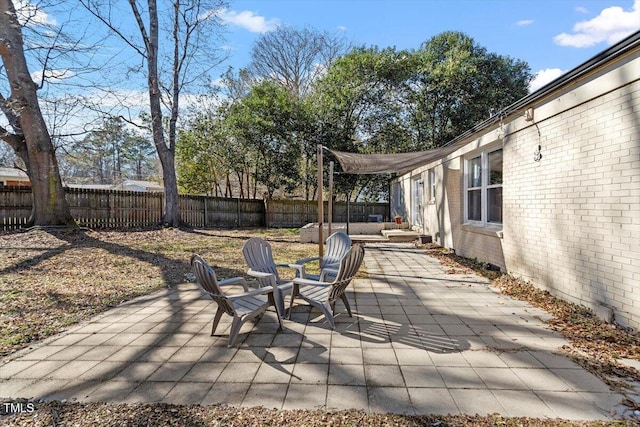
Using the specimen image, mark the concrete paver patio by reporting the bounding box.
[0,243,630,420]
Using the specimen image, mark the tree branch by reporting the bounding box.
[79,1,147,58]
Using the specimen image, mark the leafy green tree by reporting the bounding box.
[312,33,532,201]
[178,68,267,199]
[121,134,157,181]
[311,46,414,201]
[176,111,253,198]
[176,124,222,196]
[64,117,156,184]
[408,31,531,148]
[227,81,304,198]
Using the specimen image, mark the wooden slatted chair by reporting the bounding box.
[242,237,305,319]
[190,254,282,347]
[288,244,364,329]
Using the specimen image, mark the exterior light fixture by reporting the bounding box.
[524,107,534,122]
[534,145,542,162]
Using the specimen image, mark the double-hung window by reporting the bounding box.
[465,147,502,225]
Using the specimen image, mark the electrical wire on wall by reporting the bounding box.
[525,108,543,162]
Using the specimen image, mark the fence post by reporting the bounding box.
[264,198,268,228]
[204,196,208,228]
[161,193,165,224]
[109,191,114,228]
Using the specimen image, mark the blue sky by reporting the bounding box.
[4,0,638,138]
[220,0,640,91]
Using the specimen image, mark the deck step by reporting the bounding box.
[380,229,421,242]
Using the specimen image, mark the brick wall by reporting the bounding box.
[502,79,640,330]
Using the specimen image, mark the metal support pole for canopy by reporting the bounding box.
[328,161,334,237]
[317,144,324,257]
[346,191,351,235]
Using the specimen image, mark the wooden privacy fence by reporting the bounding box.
[67,188,164,228]
[266,199,389,227]
[0,187,389,230]
[0,187,31,229]
[179,195,265,228]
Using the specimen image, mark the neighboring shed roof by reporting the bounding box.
[0,167,29,180]
[330,30,640,175]
[65,184,114,190]
[115,180,164,192]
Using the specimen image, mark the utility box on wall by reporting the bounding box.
[419,235,432,244]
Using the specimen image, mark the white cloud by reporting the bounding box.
[220,9,280,33]
[44,87,211,136]
[83,88,203,114]
[87,89,149,111]
[517,19,534,26]
[337,25,348,32]
[575,6,590,14]
[31,69,75,85]
[14,0,56,27]
[529,68,566,92]
[553,0,640,47]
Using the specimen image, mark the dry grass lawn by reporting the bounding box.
[0,227,314,357]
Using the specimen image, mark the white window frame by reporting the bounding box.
[411,176,424,226]
[428,169,436,202]
[464,146,503,226]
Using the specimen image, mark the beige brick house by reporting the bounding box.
[390,31,639,330]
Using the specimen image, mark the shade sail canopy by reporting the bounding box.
[328,145,459,175]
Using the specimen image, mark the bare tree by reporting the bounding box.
[81,0,228,226]
[249,25,349,201]
[250,25,350,98]
[0,0,74,226]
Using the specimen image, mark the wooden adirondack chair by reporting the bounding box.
[242,237,305,318]
[295,231,352,280]
[190,254,282,347]
[288,244,364,329]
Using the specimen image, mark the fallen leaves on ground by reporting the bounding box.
[1,402,635,427]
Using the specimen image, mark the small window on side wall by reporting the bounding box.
[428,169,436,202]
[393,181,403,210]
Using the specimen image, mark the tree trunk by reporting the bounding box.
[0,0,74,227]
[159,148,180,225]
[136,0,180,227]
